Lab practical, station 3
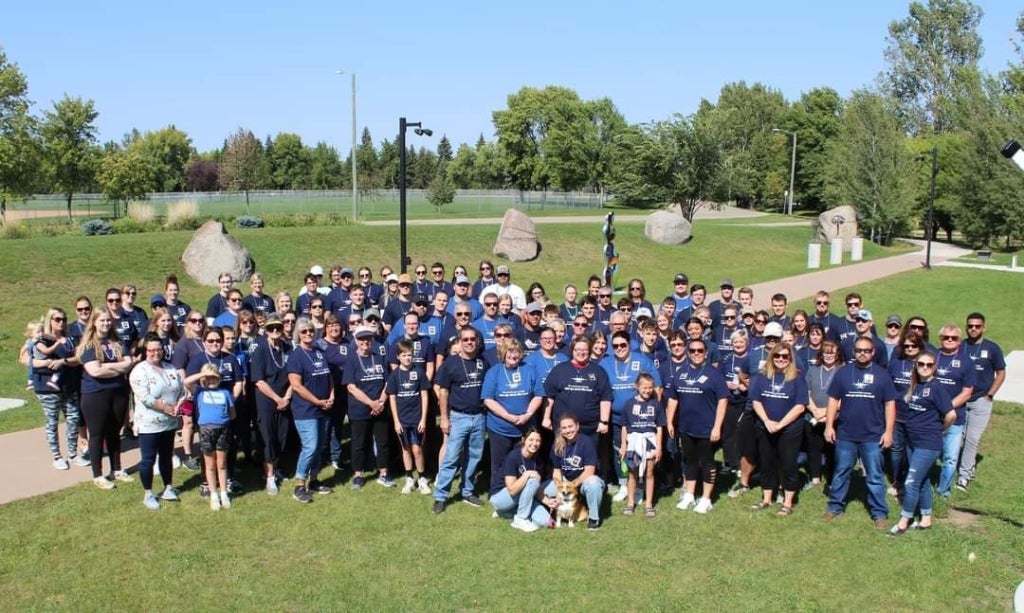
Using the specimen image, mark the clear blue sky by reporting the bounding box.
[3,1,1019,154]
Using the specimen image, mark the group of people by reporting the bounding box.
[23,262,1006,534]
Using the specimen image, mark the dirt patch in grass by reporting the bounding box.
[947,507,981,528]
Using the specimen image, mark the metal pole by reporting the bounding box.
[926,147,937,269]
[787,132,797,215]
[399,117,408,273]
[351,73,358,220]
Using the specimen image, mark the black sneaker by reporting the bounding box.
[352,476,366,490]
[432,500,446,514]
[293,486,312,504]
[587,518,601,531]
[462,494,483,507]
[309,480,333,494]
[199,483,210,499]
[228,479,244,495]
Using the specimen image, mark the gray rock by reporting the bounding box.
[815,205,859,250]
[181,220,255,286]
[644,211,692,245]
[493,209,539,262]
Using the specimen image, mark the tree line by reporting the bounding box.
[0,1,1022,247]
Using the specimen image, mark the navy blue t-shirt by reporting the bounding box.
[623,397,666,434]
[750,373,809,433]
[79,342,128,394]
[241,293,274,315]
[286,346,332,421]
[436,354,490,413]
[964,339,1005,402]
[934,348,976,425]
[385,366,428,425]
[664,362,730,438]
[544,361,612,434]
[341,351,387,421]
[601,353,662,424]
[550,434,599,482]
[250,337,291,412]
[903,378,953,450]
[501,446,544,481]
[827,363,898,442]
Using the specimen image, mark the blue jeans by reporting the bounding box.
[490,477,552,526]
[828,439,888,520]
[294,416,328,482]
[544,475,606,521]
[937,423,964,497]
[434,412,485,501]
[888,421,907,489]
[901,446,940,520]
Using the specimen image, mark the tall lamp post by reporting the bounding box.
[337,70,358,219]
[772,128,796,215]
[915,147,938,270]
[398,117,432,273]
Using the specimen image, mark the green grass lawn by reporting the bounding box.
[0,223,1022,609]
[950,250,1023,267]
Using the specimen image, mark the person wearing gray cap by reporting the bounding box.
[326,266,355,312]
[882,314,903,362]
[708,279,739,331]
[481,265,527,312]
[447,274,482,321]
[343,325,392,489]
[520,302,545,355]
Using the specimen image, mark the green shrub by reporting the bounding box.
[237,215,265,228]
[111,218,161,234]
[164,216,206,232]
[82,219,114,236]
[1,222,30,239]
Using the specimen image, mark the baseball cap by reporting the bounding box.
[634,307,654,320]
[340,267,354,277]
[455,275,471,285]
[385,273,398,283]
[741,306,756,317]
[412,293,429,305]
[526,302,543,314]
[673,273,689,284]
[720,278,734,288]
[397,273,412,285]
[886,314,902,327]
[363,308,381,321]
[764,322,784,338]
[495,265,510,276]
[264,315,284,330]
[310,265,324,276]
[150,294,167,308]
[353,326,376,340]
[856,309,873,322]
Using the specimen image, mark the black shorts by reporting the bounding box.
[737,411,757,462]
[199,425,232,453]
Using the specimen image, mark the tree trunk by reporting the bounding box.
[244,189,251,215]
[66,193,73,222]
[0,198,6,226]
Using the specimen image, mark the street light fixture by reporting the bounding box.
[398,117,433,273]
[337,70,358,220]
[771,128,796,216]
[915,147,938,270]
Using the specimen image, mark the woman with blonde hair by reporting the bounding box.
[31,307,83,470]
[77,309,135,488]
[749,342,807,515]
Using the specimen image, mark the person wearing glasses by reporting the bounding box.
[933,323,975,499]
[518,302,544,355]
[664,337,729,514]
[957,313,1006,492]
[251,314,292,495]
[357,266,384,308]
[104,288,140,355]
[171,310,208,470]
[749,343,807,516]
[713,307,739,363]
[286,317,335,503]
[318,312,352,471]
[886,332,924,497]
[834,292,869,350]
[296,272,324,317]
[881,314,903,362]
[32,307,84,470]
[306,296,328,337]
[625,278,653,314]
[543,335,612,454]
[433,326,492,514]
[471,292,503,350]
[326,266,355,309]
[447,274,482,321]
[809,290,843,341]
[427,262,453,301]
[480,264,527,312]
[212,289,245,329]
[823,337,897,529]
[595,286,615,329]
[343,325,392,490]
[120,284,149,335]
[184,326,243,498]
[888,351,954,536]
[472,260,496,299]
[382,273,415,333]
[601,330,662,501]
[77,309,135,489]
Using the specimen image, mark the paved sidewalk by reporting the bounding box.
[1,237,1017,506]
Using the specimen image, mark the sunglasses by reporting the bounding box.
[688,348,706,354]
[205,338,222,344]
[629,287,642,291]
[940,335,959,341]
[887,323,901,328]
[847,302,861,307]
[612,343,629,349]
[916,361,936,368]
[52,316,66,322]
[902,343,920,349]
[189,318,204,324]
[774,353,791,360]
[484,302,498,307]
[573,322,588,328]
[125,291,137,296]
[455,312,470,317]
[599,294,611,298]
[966,323,983,329]
[724,315,736,319]
[107,298,121,304]
[854,347,873,354]
[283,319,296,325]
[266,325,283,333]
[669,342,685,348]
[229,298,242,303]
[432,270,444,275]
[460,337,477,343]
[359,273,371,278]
[298,329,315,335]
[755,319,767,325]
[495,333,513,339]
[76,307,91,312]
[908,324,925,330]
[815,300,829,306]
[415,270,426,275]
[310,304,324,309]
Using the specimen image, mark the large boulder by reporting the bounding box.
[815,205,859,250]
[645,211,692,245]
[493,208,539,262]
[181,220,255,286]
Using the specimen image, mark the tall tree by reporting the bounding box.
[884,0,984,135]
[220,128,264,212]
[0,47,41,224]
[41,95,100,220]
[184,158,220,191]
[268,132,312,189]
[309,142,345,189]
[448,142,478,189]
[356,127,380,193]
[787,87,844,211]
[97,148,154,216]
[825,90,915,243]
[128,125,193,192]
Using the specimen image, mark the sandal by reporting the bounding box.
[750,501,772,511]
[623,505,635,516]
[645,507,656,518]
[777,505,793,516]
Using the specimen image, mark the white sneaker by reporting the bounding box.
[160,487,180,501]
[73,455,91,467]
[676,492,696,510]
[210,494,221,511]
[93,476,115,490]
[694,497,713,514]
[143,492,160,511]
[219,491,231,509]
[417,477,431,495]
[52,457,69,470]
[171,455,182,469]
[511,516,539,532]
[612,486,629,502]
[401,478,416,494]
[112,470,134,483]
[266,478,279,496]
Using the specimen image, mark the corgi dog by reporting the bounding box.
[554,477,589,527]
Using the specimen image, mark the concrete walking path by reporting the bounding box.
[1,237,1020,506]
